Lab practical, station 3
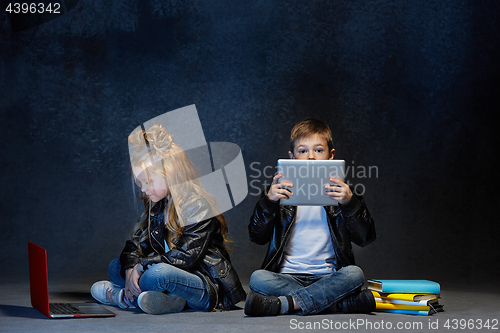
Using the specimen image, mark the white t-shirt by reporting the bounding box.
[279,206,336,274]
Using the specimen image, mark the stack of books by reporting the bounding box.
[366,279,444,316]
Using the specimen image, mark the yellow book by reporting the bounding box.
[375,300,430,311]
[371,291,437,311]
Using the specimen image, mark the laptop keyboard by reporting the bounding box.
[49,303,82,315]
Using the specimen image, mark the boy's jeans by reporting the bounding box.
[249,265,365,315]
[108,258,210,310]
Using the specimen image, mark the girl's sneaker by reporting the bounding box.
[137,291,186,315]
[90,281,129,309]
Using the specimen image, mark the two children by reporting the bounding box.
[91,118,376,316]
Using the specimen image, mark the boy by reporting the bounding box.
[245,118,376,316]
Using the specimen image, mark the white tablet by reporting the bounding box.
[277,159,345,206]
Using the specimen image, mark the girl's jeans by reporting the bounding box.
[108,258,210,310]
[249,265,365,315]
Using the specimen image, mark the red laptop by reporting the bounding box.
[28,241,115,318]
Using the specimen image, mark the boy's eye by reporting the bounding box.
[298,150,306,154]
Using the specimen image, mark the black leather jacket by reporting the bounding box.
[120,197,246,311]
[249,191,376,272]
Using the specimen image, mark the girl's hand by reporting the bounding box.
[124,264,143,302]
[267,173,293,202]
[324,177,352,205]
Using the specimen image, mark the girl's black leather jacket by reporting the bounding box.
[249,191,376,272]
[119,197,246,311]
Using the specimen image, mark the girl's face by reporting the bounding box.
[132,166,170,202]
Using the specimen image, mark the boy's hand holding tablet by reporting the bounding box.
[324,176,352,205]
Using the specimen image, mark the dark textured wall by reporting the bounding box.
[1,0,499,287]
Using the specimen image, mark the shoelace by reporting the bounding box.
[261,295,280,314]
[105,287,120,303]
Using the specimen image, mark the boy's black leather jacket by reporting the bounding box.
[249,191,376,272]
[119,197,246,311]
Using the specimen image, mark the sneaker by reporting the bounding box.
[137,291,186,315]
[90,281,129,309]
[340,289,376,313]
[244,290,281,316]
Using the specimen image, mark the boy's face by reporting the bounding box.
[132,166,170,202]
[289,134,335,160]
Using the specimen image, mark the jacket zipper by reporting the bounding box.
[325,206,348,268]
[263,212,296,271]
[206,275,219,311]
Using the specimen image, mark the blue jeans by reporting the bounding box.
[249,265,365,315]
[108,258,210,310]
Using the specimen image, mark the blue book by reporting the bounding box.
[376,307,443,316]
[367,279,440,295]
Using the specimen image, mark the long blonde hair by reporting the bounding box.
[128,124,231,250]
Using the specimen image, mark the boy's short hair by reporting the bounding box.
[290,118,333,152]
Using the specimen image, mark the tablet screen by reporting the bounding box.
[277,159,345,206]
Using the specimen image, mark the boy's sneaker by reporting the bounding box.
[137,291,186,315]
[244,290,281,316]
[90,281,129,309]
[340,289,376,313]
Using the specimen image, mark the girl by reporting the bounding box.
[91,124,246,314]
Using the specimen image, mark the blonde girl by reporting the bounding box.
[91,124,246,314]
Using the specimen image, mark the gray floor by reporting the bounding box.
[1,278,499,333]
